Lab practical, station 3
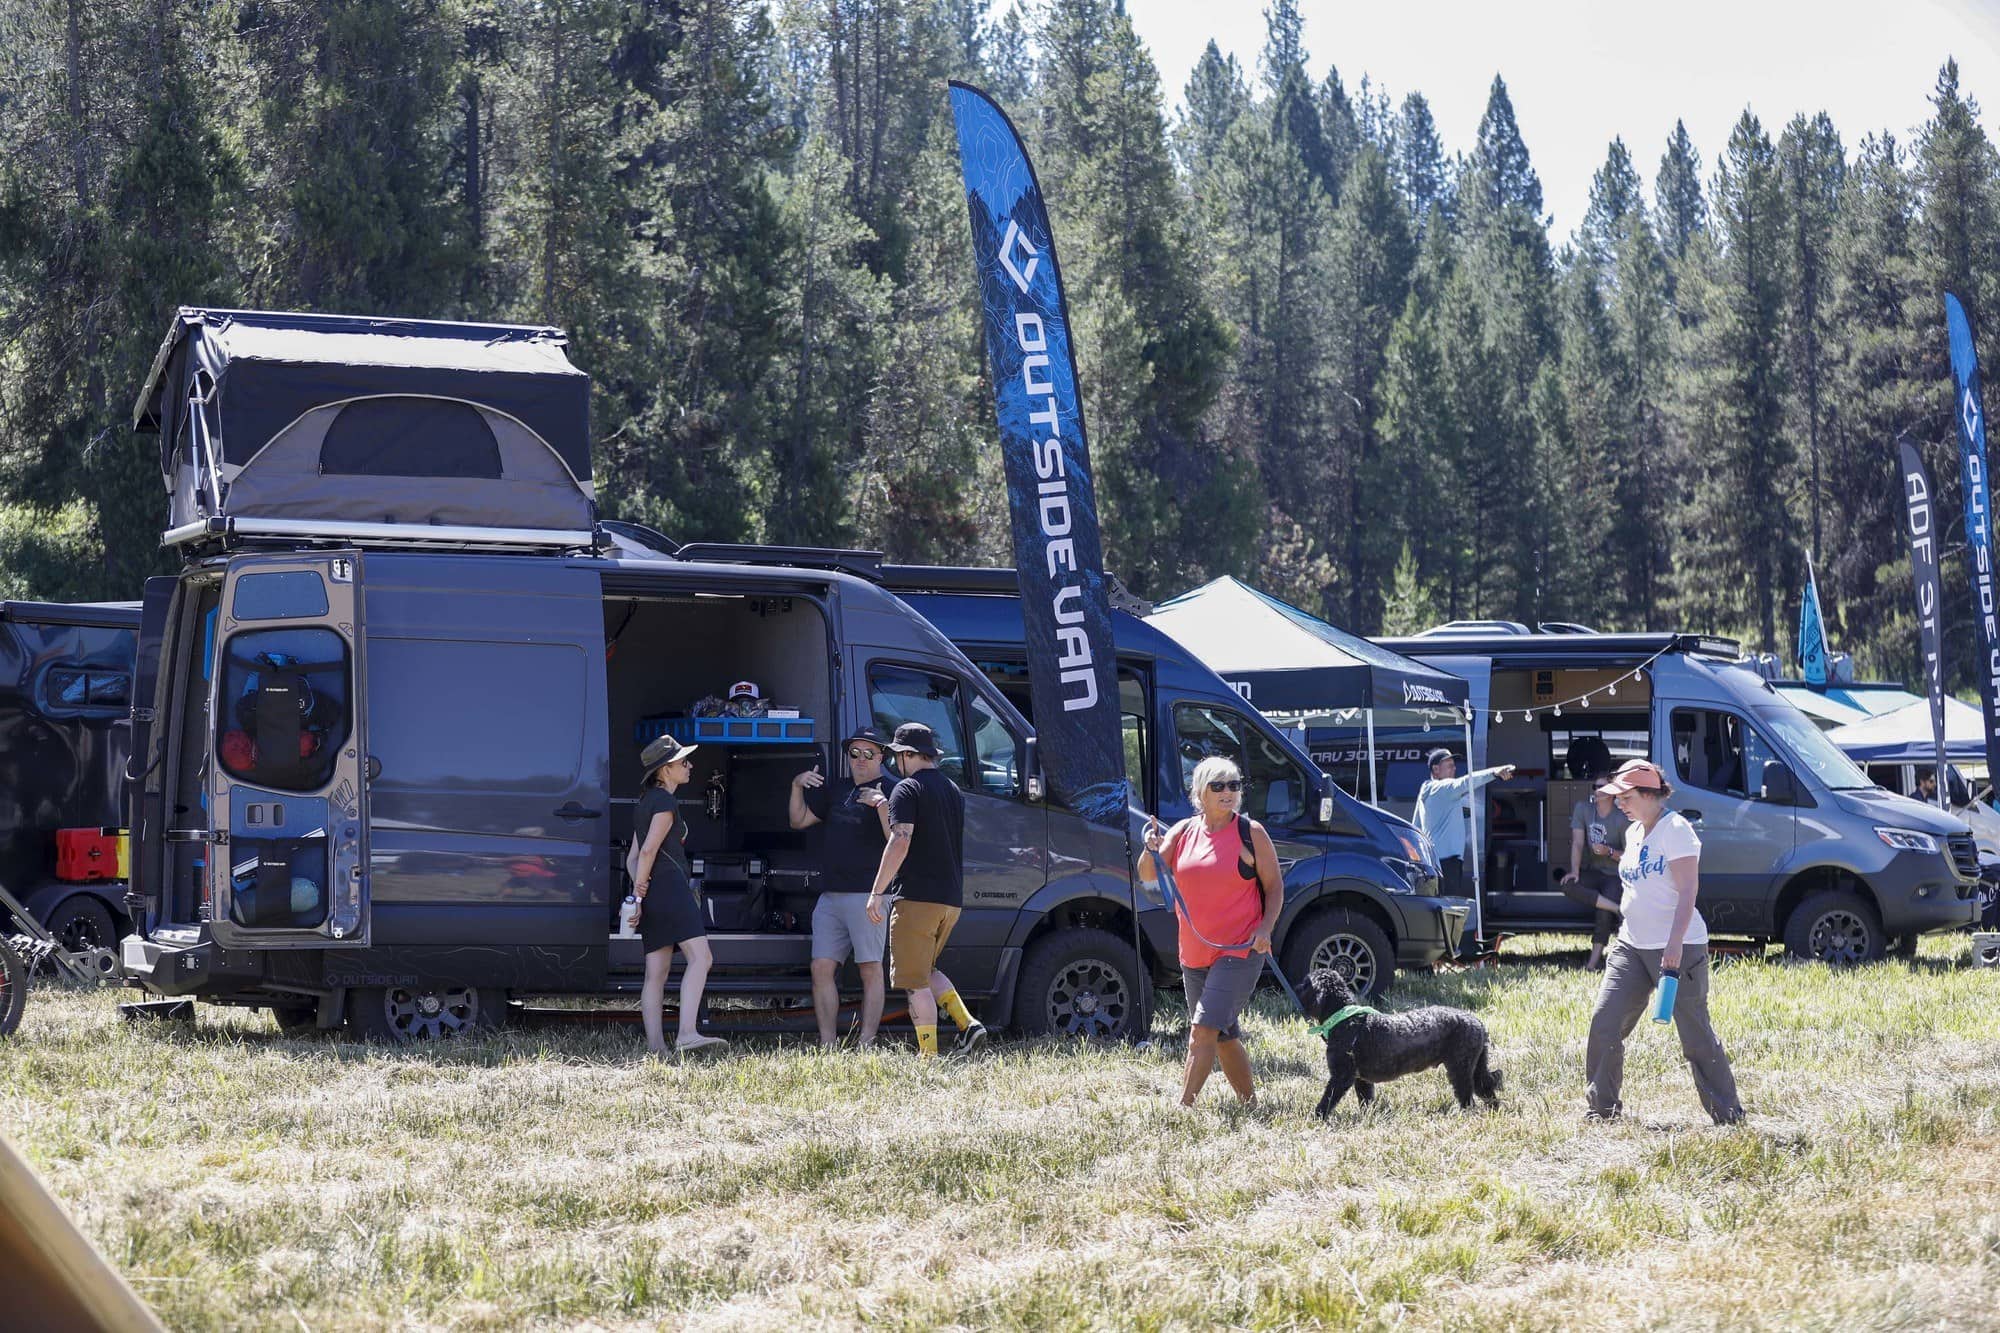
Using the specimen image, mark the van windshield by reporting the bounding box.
[1756,707,1875,790]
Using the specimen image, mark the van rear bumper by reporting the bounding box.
[120,930,266,997]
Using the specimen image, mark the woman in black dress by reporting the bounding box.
[630,737,725,1054]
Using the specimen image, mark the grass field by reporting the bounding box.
[3,937,1998,1331]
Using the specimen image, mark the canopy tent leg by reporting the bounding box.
[1466,715,1483,945]
[1365,710,1378,808]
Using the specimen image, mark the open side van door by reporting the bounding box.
[206,552,369,948]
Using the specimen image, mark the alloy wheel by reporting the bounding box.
[1309,933,1379,997]
[1043,958,1131,1039]
[1808,910,1872,965]
[381,986,483,1041]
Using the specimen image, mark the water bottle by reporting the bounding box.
[1652,968,1680,1024]
[617,893,640,937]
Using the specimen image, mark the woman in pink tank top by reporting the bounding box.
[1140,756,1284,1107]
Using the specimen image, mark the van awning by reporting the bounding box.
[134,308,594,544]
[1146,576,1469,714]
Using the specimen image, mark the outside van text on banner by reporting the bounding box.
[1944,291,2000,780]
[948,81,1126,825]
[1898,433,1952,792]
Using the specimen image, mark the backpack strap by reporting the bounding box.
[1234,814,1259,881]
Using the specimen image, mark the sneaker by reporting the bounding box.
[951,1021,990,1056]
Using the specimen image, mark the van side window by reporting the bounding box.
[1671,708,1779,799]
[870,665,969,790]
[1173,702,1309,826]
[41,666,132,713]
[215,628,352,793]
[968,694,1022,798]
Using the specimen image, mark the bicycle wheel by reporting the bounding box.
[0,938,28,1037]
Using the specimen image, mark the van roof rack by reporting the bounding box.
[671,541,886,583]
[880,565,1154,614]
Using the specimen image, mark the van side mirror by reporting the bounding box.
[1023,736,1044,803]
[1759,760,1798,805]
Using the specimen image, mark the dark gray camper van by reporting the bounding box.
[1376,628,1979,961]
[118,310,1148,1038]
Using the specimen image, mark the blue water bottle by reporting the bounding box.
[1652,968,1680,1024]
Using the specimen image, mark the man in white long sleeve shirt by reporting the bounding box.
[1415,748,1514,898]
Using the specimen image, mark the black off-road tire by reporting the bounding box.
[347,984,505,1043]
[1280,908,1395,1000]
[44,895,118,959]
[1015,927,1146,1041]
[1782,889,1885,965]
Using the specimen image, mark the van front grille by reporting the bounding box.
[1948,832,1979,879]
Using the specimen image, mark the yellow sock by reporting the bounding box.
[939,989,976,1031]
[916,1024,939,1056]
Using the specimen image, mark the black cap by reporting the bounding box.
[886,722,941,758]
[841,726,890,751]
[1426,747,1454,768]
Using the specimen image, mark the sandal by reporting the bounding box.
[675,1033,729,1053]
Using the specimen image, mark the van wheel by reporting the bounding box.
[1016,928,1144,1041]
[1783,890,1885,965]
[1281,910,1394,1000]
[0,939,27,1037]
[45,896,116,957]
[348,984,503,1042]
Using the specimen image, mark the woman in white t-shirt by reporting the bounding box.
[1583,759,1744,1125]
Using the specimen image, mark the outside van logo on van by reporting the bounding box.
[1401,681,1450,705]
[1230,680,1252,701]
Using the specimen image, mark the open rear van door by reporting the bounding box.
[207,552,369,948]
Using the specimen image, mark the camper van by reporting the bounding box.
[1375,628,1981,962]
[891,570,1469,998]
[115,308,1168,1040]
[0,600,140,954]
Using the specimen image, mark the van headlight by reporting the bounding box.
[1875,827,1940,854]
[1381,856,1429,894]
[1395,830,1437,872]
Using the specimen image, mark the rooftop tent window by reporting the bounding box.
[319,396,504,478]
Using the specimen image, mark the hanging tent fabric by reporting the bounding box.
[133,308,595,545]
[1826,696,1990,765]
[1144,576,1469,713]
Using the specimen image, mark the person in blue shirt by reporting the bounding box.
[1413,748,1514,898]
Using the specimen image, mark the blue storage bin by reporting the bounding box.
[634,716,816,745]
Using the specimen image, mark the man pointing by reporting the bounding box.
[1414,747,1514,898]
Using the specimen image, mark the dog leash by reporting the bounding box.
[1305,1004,1376,1038]
[1136,815,1305,1015]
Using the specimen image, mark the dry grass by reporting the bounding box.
[3,936,1999,1331]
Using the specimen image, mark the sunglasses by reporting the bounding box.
[1206,779,1244,793]
[846,747,882,761]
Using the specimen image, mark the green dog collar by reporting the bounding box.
[1306,1004,1377,1038]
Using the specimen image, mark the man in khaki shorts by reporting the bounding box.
[866,722,988,1056]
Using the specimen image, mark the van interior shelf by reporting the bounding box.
[635,716,816,746]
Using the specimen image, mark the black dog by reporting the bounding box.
[1299,967,1501,1116]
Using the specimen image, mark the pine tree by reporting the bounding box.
[1174,41,1248,180]
[1394,92,1450,239]
[1777,111,1845,566]
[1578,138,1642,274]
[1656,118,1706,263]
[1670,111,1793,651]
[1467,75,1542,219]
[1607,207,1677,624]
[1823,132,1926,680]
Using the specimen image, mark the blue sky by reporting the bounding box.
[1123,0,2000,240]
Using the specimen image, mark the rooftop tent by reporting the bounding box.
[133,308,594,547]
[1825,696,1990,764]
[1145,576,1469,714]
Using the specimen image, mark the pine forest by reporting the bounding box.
[3,0,1999,694]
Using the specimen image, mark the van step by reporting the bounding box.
[118,999,194,1023]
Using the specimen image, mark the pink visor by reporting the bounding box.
[1596,759,1666,796]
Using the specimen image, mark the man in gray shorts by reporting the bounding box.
[790,727,893,1046]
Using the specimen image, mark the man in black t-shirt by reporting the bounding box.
[866,722,986,1056]
[790,727,893,1047]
